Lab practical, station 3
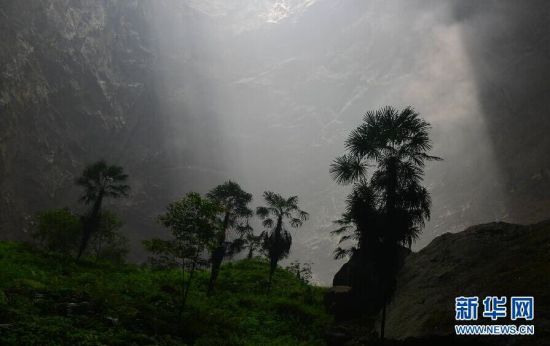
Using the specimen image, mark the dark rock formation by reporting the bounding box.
[324,285,355,322]
[0,1,168,242]
[0,2,232,259]
[333,246,411,287]
[333,260,352,287]
[329,246,411,319]
[451,2,550,223]
[384,220,550,344]
[328,220,550,345]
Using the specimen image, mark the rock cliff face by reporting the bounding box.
[451,2,550,224]
[328,221,550,344]
[2,1,550,283]
[0,1,173,243]
[384,221,550,343]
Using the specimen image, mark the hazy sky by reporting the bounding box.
[143,0,550,283]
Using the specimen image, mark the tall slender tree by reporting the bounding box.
[332,181,381,262]
[76,160,129,260]
[256,191,309,289]
[144,192,221,313]
[205,181,253,295]
[330,106,440,339]
[331,181,388,310]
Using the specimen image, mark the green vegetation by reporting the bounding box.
[330,106,440,339]
[0,241,330,345]
[33,208,82,256]
[76,160,130,260]
[206,181,254,296]
[242,231,263,260]
[89,211,128,263]
[256,192,309,289]
[1,110,442,344]
[19,159,318,344]
[144,192,222,312]
[32,208,128,262]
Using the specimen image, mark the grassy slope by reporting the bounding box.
[0,242,331,345]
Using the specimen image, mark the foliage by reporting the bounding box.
[145,192,222,310]
[206,181,253,294]
[286,260,313,285]
[242,232,264,259]
[32,208,128,262]
[76,161,130,205]
[330,106,440,249]
[75,160,130,260]
[0,241,330,345]
[153,192,222,267]
[142,238,181,269]
[256,191,309,287]
[32,208,81,256]
[331,182,381,260]
[330,106,440,339]
[90,211,128,263]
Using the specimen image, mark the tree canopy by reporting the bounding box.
[256,191,309,287]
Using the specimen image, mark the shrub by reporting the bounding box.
[32,208,81,255]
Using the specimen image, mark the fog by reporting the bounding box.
[140,0,549,284]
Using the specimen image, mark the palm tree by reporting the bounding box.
[332,181,381,261]
[256,191,309,289]
[330,106,440,339]
[243,231,263,259]
[76,160,130,260]
[205,181,253,295]
[330,106,439,247]
[331,181,385,307]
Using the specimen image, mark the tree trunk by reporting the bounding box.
[207,246,224,295]
[182,257,197,312]
[268,257,277,292]
[379,158,396,341]
[267,217,283,292]
[247,247,253,259]
[207,211,230,296]
[179,259,186,318]
[77,193,103,260]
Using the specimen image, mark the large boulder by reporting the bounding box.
[333,246,411,287]
[326,221,550,345]
[330,246,412,318]
[383,221,550,344]
[324,286,356,322]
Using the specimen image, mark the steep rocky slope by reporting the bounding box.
[2,1,550,285]
[0,1,168,240]
[451,2,550,224]
[384,221,550,343]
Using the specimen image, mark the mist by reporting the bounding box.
[2,1,550,343]
[2,0,548,285]
[141,0,548,283]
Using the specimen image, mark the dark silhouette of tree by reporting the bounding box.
[90,211,128,263]
[256,191,309,289]
[330,106,440,339]
[144,192,221,313]
[243,231,263,259]
[76,160,129,260]
[331,181,388,312]
[332,182,381,261]
[205,181,253,295]
[33,208,81,256]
